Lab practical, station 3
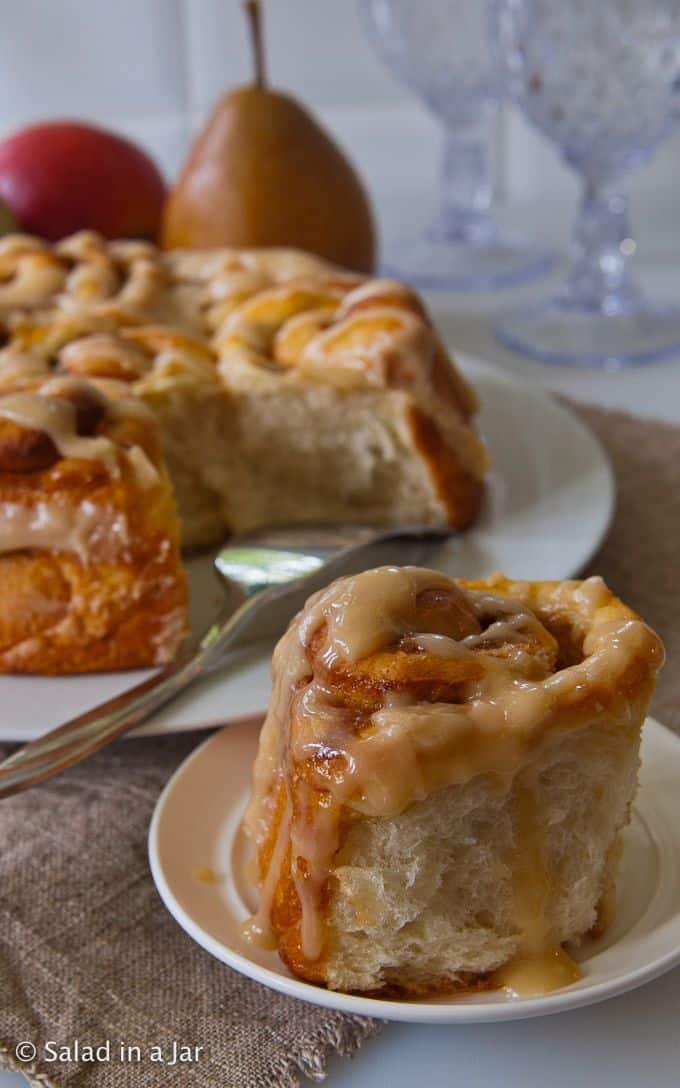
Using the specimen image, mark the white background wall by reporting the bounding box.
[0,0,678,249]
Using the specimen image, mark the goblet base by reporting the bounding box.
[379,233,555,291]
[495,298,680,369]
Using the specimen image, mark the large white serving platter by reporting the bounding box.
[0,355,614,740]
[149,716,680,1024]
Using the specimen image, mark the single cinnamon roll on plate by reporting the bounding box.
[242,567,663,997]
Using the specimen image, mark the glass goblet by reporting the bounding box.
[492,0,680,367]
[360,0,554,290]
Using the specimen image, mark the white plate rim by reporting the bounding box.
[148,716,680,1024]
[461,354,613,565]
[458,352,615,579]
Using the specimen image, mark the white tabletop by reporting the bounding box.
[4,237,680,1088]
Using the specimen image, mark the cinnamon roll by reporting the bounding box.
[0,375,187,672]
[243,568,663,997]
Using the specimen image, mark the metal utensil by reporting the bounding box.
[0,523,449,799]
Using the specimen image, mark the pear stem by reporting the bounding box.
[244,0,267,89]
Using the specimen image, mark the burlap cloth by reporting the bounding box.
[0,399,678,1088]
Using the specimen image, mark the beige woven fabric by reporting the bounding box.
[0,399,677,1088]
[573,401,680,733]
[0,732,380,1088]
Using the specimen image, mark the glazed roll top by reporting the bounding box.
[0,375,162,499]
[0,322,219,392]
[0,232,167,319]
[244,567,663,974]
[0,373,187,672]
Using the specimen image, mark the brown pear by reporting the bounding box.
[162,1,376,273]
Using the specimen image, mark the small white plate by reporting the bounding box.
[149,716,680,1024]
[0,355,614,740]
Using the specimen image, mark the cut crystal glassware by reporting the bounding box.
[360,0,554,290]
[492,0,680,367]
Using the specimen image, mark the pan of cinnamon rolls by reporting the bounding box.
[0,230,487,675]
[242,567,663,997]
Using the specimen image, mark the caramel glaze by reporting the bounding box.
[243,567,664,995]
[0,376,158,471]
[0,376,163,559]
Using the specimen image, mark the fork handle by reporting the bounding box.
[0,591,263,799]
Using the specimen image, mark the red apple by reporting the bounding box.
[0,121,166,242]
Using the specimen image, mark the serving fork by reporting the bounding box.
[0,523,450,799]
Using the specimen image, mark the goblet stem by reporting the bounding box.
[428,115,498,246]
[561,179,641,314]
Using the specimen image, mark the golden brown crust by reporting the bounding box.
[358,974,497,1000]
[432,337,478,419]
[0,539,186,673]
[58,333,151,381]
[407,406,485,528]
[258,780,330,985]
[0,417,59,472]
